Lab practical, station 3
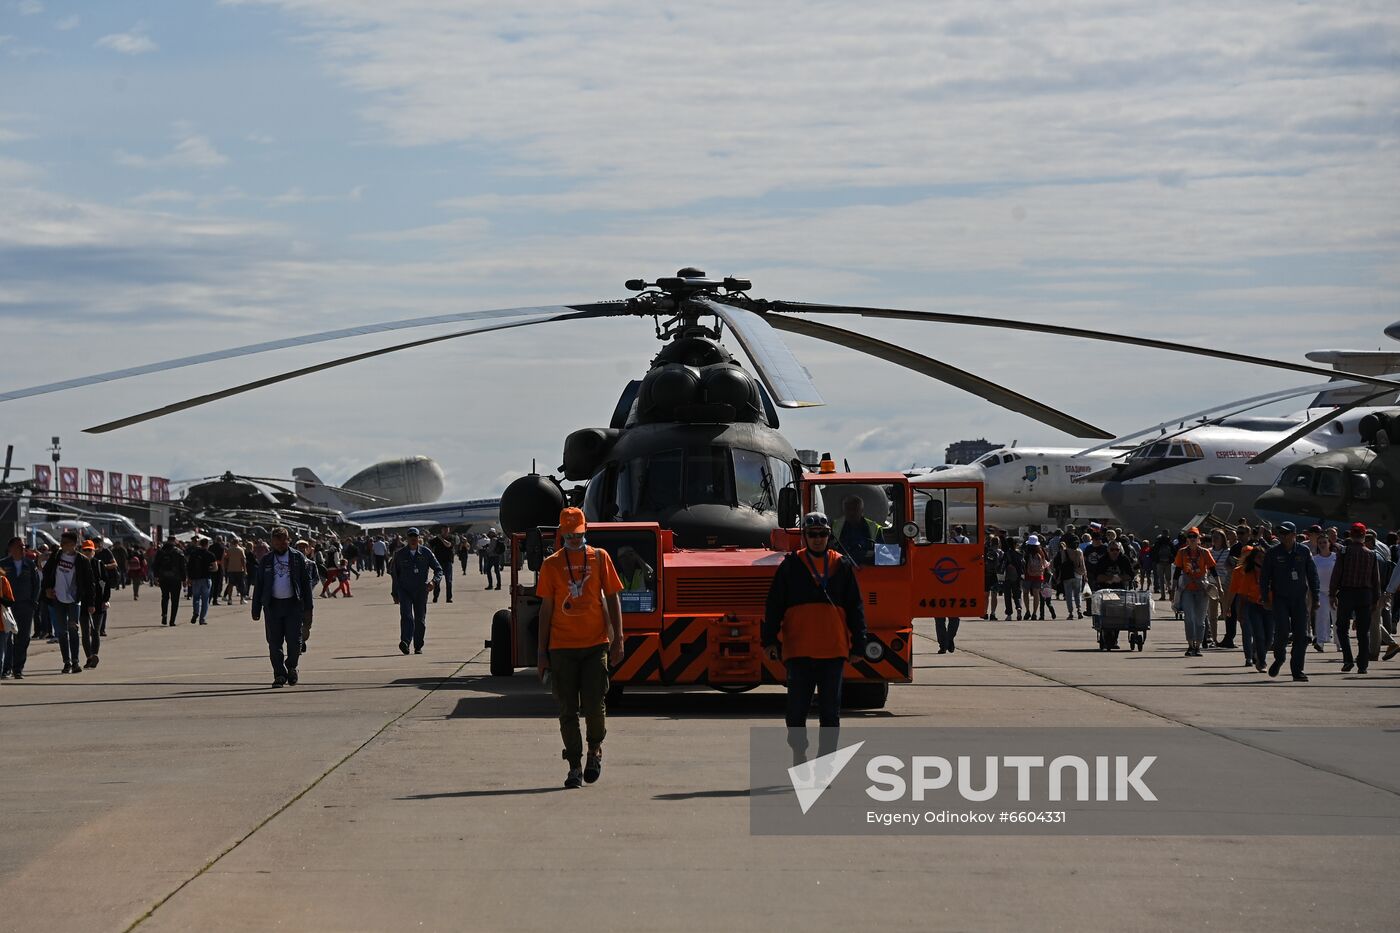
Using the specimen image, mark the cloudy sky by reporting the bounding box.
[1,1,1396,498]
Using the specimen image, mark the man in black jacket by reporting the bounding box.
[763,511,868,764]
[185,537,217,625]
[251,527,315,687]
[429,529,456,603]
[1,537,42,678]
[41,530,99,674]
[152,539,187,626]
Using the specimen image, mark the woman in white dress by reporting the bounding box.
[1311,535,1337,651]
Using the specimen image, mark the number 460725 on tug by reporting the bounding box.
[486,470,985,709]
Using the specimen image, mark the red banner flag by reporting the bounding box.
[33,464,51,491]
[128,474,144,501]
[86,469,104,498]
[59,467,79,494]
[149,477,169,501]
[109,472,123,502]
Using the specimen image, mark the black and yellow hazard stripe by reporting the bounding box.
[611,633,661,684]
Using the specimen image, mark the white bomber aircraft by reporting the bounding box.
[906,446,1123,529]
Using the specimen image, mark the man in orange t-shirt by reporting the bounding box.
[537,507,624,789]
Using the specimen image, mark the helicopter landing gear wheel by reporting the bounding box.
[842,682,889,710]
[489,609,514,677]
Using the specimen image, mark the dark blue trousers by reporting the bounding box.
[263,597,302,677]
[398,589,429,650]
[1271,594,1310,676]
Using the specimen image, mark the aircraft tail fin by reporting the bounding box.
[293,467,357,512]
[1305,351,1400,407]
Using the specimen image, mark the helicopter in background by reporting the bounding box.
[5,269,1397,548]
[174,471,376,537]
[1254,409,1400,531]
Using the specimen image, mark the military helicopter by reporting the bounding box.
[1254,409,1400,530]
[5,269,1397,548]
[174,471,374,535]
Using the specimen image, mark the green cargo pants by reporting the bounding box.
[550,643,609,767]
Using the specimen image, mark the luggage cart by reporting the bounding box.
[1091,589,1152,651]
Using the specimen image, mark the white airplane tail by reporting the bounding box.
[293,467,359,513]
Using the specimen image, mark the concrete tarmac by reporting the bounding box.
[2,571,1396,932]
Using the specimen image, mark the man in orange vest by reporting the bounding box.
[537,507,625,789]
[763,511,868,763]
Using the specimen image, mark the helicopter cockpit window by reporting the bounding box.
[976,453,999,468]
[1350,472,1371,500]
[1314,468,1344,498]
[733,448,776,512]
[629,449,683,513]
[684,447,732,505]
[812,483,904,567]
[1282,465,1314,490]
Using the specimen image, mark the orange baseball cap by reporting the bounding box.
[558,507,587,535]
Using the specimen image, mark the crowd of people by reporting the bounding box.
[972,519,1400,680]
[0,525,510,683]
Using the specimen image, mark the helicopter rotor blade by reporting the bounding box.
[1071,380,1366,457]
[698,298,824,408]
[84,306,619,434]
[5,301,625,405]
[764,314,1113,439]
[763,302,1400,391]
[1247,389,1396,465]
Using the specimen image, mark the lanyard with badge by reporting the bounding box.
[562,546,590,610]
[803,549,835,606]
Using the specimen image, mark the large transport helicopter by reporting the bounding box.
[7,270,1399,705]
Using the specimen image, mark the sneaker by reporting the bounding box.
[398,641,409,655]
[1184,648,1193,657]
[189,617,197,625]
[1341,661,1355,673]
[989,614,998,621]
[1311,641,1321,653]
[69,665,81,674]
[564,767,584,789]
[584,748,603,784]
[286,669,299,686]
[1292,673,1309,682]
[272,674,287,688]
[1357,666,1368,675]
[61,664,72,674]
[1268,658,1283,678]
[1254,663,1265,673]
[12,671,23,679]
[414,646,423,655]
[1385,645,1399,661]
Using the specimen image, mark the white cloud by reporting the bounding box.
[54,14,78,30]
[15,1,43,15]
[95,27,156,55]
[117,127,228,170]
[2,1,1397,498]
